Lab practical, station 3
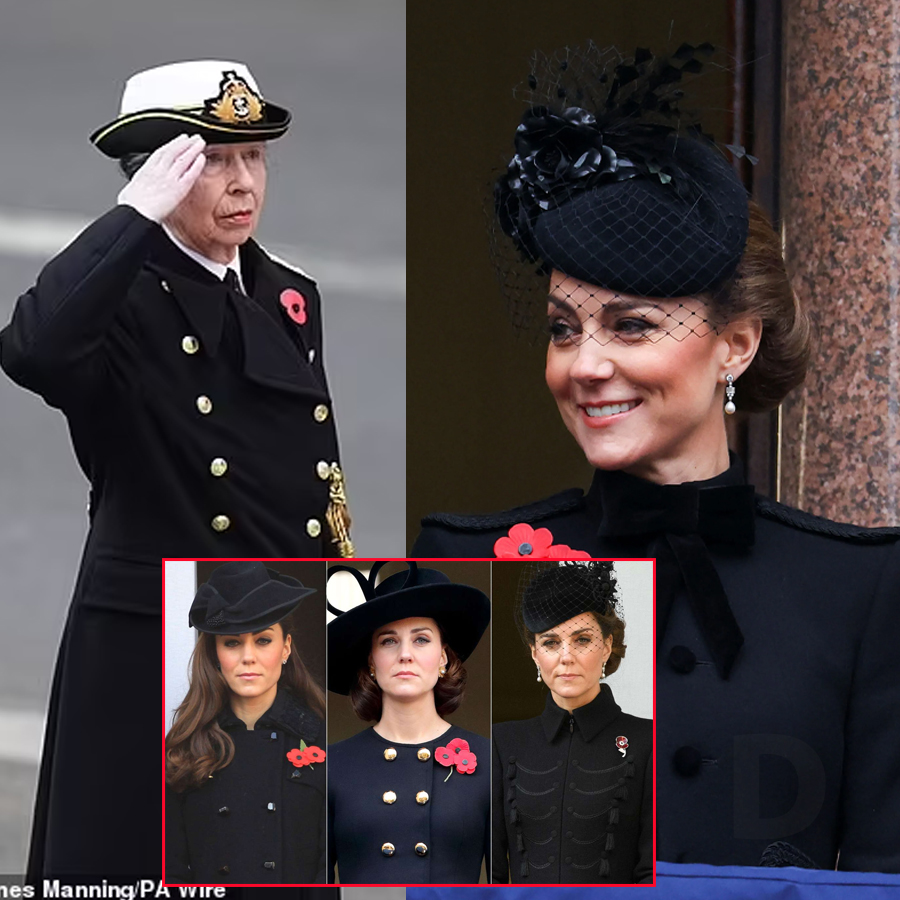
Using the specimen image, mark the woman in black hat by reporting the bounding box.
[414,45,900,873]
[2,58,352,884]
[493,561,652,884]
[165,561,327,885]
[326,561,491,884]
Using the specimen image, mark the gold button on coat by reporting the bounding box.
[211,515,230,532]
[313,404,329,423]
[381,843,395,857]
[415,842,428,857]
[416,791,429,805]
[210,458,228,477]
[196,395,213,414]
[382,791,397,804]
[316,460,331,480]
[306,518,322,538]
[384,748,397,761]
[417,748,431,761]
[181,335,199,354]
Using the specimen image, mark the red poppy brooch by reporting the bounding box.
[616,735,629,757]
[435,737,477,782]
[287,740,326,770]
[280,288,308,325]
[493,523,591,560]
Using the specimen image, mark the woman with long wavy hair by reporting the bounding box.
[165,561,327,886]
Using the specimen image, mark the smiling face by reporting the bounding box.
[165,142,267,264]
[369,616,448,704]
[215,623,290,703]
[544,271,761,484]
[531,612,612,710]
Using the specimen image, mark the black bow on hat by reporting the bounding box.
[595,463,755,679]
[189,561,316,635]
[326,562,491,695]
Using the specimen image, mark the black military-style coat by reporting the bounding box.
[166,688,326,885]
[328,725,490,884]
[0,205,345,879]
[492,686,653,884]
[414,460,900,873]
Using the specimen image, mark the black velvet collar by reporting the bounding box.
[218,686,321,744]
[583,454,755,680]
[541,683,622,743]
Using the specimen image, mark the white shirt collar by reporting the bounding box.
[162,224,246,292]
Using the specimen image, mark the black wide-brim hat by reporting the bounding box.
[189,561,316,635]
[91,60,291,159]
[326,562,491,695]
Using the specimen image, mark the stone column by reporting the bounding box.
[780,0,900,526]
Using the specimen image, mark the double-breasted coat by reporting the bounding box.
[0,204,347,878]
[165,687,326,885]
[492,685,653,884]
[414,460,900,873]
[328,725,490,884]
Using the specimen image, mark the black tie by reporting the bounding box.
[223,269,243,295]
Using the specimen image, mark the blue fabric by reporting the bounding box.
[408,861,900,897]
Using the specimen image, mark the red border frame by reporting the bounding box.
[162,556,657,888]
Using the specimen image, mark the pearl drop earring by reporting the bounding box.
[724,373,736,415]
[536,666,542,683]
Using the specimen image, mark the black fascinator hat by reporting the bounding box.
[326,562,491,695]
[516,560,623,637]
[493,42,751,332]
[189,561,316,635]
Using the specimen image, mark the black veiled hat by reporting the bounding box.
[517,560,622,636]
[326,562,491,695]
[189,561,316,635]
[493,42,750,308]
[91,60,291,159]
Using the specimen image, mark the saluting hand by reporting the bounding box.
[117,134,207,223]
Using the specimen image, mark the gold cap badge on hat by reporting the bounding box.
[204,70,265,124]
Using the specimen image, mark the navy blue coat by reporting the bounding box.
[328,725,490,884]
[414,461,900,873]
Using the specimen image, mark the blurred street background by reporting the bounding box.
[0,0,405,872]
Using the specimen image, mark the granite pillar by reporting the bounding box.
[781,0,900,525]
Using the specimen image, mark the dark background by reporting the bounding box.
[196,560,327,691]
[406,1,752,549]
[325,560,491,742]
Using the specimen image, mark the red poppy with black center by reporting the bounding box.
[279,288,307,325]
[286,748,306,767]
[435,737,470,766]
[455,751,478,774]
[303,746,326,764]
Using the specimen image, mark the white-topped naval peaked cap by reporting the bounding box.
[91,59,291,159]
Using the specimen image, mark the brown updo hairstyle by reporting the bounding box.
[522,609,627,675]
[349,623,467,721]
[710,200,811,412]
[165,614,325,793]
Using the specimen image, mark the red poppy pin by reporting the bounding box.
[616,735,628,757]
[287,739,325,770]
[493,523,591,559]
[435,737,478,782]
[280,288,307,325]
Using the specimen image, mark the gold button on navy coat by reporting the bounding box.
[328,726,490,884]
[165,688,326,884]
[0,204,347,879]
[414,460,900,873]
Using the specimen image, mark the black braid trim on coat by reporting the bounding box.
[755,496,900,543]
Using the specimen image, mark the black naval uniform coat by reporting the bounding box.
[328,725,490,884]
[492,685,653,884]
[0,205,345,880]
[414,460,900,873]
[165,688,326,885]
